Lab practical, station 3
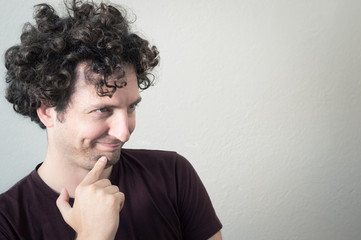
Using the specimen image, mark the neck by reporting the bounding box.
[38,148,113,198]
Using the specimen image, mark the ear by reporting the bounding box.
[37,104,57,128]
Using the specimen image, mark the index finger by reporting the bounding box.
[80,156,107,186]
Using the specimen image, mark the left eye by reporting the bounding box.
[128,104,138,112]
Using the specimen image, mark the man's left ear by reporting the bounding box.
[37,104,57,128]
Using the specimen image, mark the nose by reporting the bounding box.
[108,110,131,143]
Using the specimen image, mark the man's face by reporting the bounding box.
[49,63,140,170]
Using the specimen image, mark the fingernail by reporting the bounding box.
[99,156,107,162]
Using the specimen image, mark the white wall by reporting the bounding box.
[1,0,361,239]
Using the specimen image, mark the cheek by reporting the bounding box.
[79,122,110,141]
[129,115,136,134]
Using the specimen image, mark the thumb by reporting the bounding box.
[56,188,73,225]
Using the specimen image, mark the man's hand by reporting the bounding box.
[56,156,125,240]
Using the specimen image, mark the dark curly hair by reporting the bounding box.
[4,0,159,129]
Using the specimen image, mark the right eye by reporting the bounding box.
[94,108,109,113]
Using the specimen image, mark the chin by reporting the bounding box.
[106,155,120,167]
[87,148,121,167]
[103,150,122,165]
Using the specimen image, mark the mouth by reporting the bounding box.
[96,142,123,151]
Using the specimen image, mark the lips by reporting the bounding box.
[96,141,123,150]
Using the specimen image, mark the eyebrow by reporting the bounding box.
[86,97,142,112]
[130,97,142,106]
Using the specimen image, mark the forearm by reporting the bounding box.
[208,230,222,240]
[75,232,115,240]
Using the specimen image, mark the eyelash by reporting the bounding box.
[94,108,110,113]
[128,103,139,112]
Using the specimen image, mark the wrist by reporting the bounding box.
[75,232,115,240]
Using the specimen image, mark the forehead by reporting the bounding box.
[69,63,139,108]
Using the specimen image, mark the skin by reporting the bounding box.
[57,157,124,240]
[37,63,138,239]
[37,62,222,239]
[37,63,140,197]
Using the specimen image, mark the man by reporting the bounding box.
[0,0,222,239]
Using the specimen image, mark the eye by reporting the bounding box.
[94,108,110,113]
[92,107,113,117]
[128,103,139,113]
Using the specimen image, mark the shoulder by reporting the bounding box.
[0,166,46,218]
[0,172,34,237]
[0,172,34,204]
[121,148,191,168]
[121,148,179,160]
[0,168,75,239]
[0,170,37,217]
[119,148,196,183]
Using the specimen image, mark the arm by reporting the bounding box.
[56,157,124,240]
[175,154,223,239]
[209,230,222,240]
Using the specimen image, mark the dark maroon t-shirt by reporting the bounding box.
[0,149,222,239]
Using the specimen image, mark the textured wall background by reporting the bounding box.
[1,0,361,239]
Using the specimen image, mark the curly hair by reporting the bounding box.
[4,0,159,129]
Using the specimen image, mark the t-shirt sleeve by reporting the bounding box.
[175,154,222,240]
[0,231,10,240]
[0,212,17,240]
[0,229,14,240]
